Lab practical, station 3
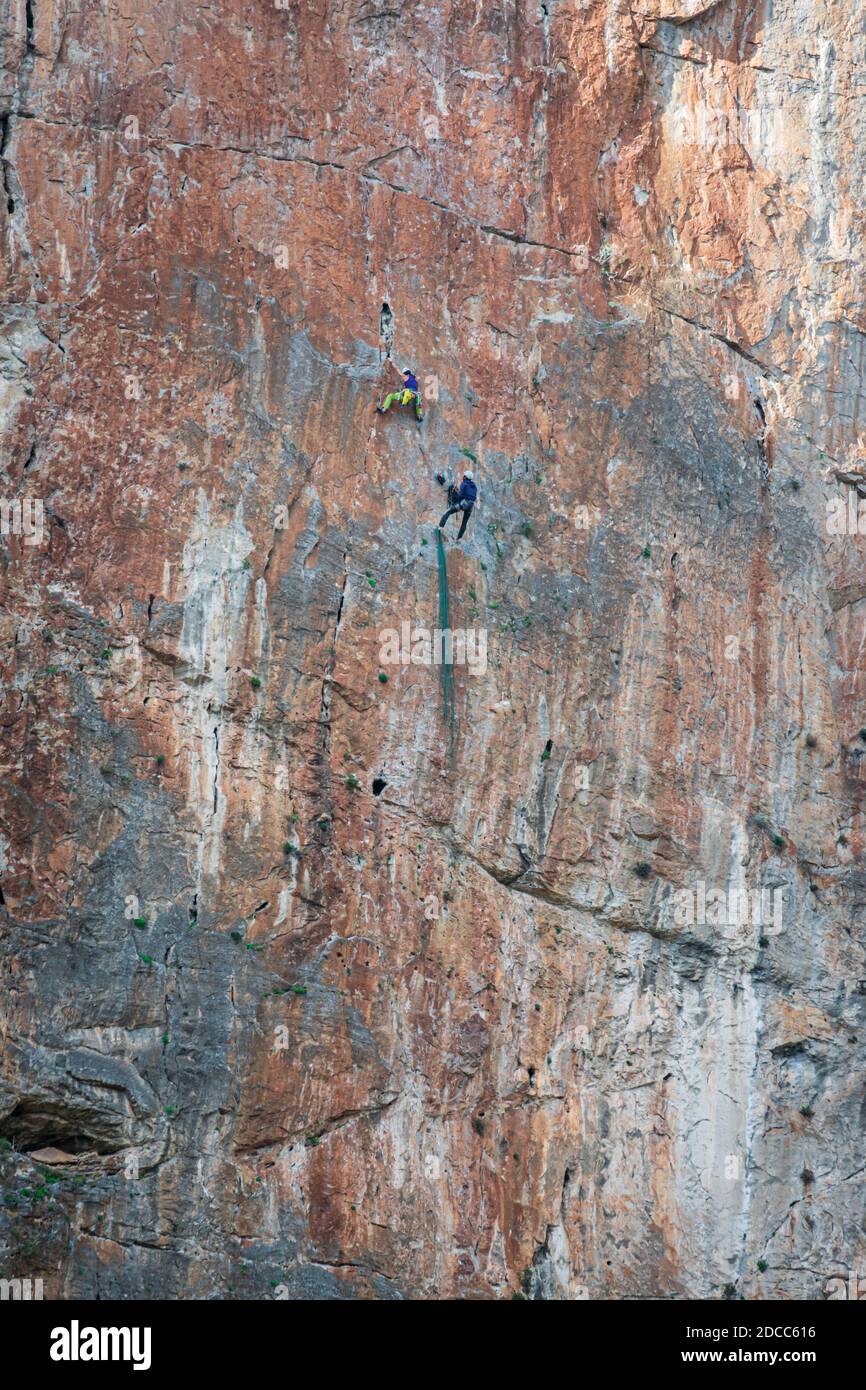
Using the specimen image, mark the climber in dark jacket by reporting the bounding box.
[439,470,477,540]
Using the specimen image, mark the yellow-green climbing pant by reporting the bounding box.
[381,389,423,419]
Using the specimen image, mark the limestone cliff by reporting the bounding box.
[1,0,865,1299]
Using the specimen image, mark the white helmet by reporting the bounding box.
[463,469,474,478]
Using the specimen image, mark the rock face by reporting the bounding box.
[1,1,865,1301]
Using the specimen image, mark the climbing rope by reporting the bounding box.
[436,529,456,749]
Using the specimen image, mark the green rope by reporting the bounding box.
[436,530,455,741]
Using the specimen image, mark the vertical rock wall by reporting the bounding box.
[1,0,864,1299]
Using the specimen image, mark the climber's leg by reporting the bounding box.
[377,392,400,414]
[456,504,474,540]
[439,504,460,529]
[414,395,424,420]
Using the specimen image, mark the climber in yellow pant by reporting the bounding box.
[376,364,424,421]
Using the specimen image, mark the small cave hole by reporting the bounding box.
[372,777,387,796]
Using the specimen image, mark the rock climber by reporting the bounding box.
[438,469,477,541]
[376,363,424,421]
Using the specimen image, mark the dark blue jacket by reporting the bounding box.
[458,477,477,505]
[403,372,419,393]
